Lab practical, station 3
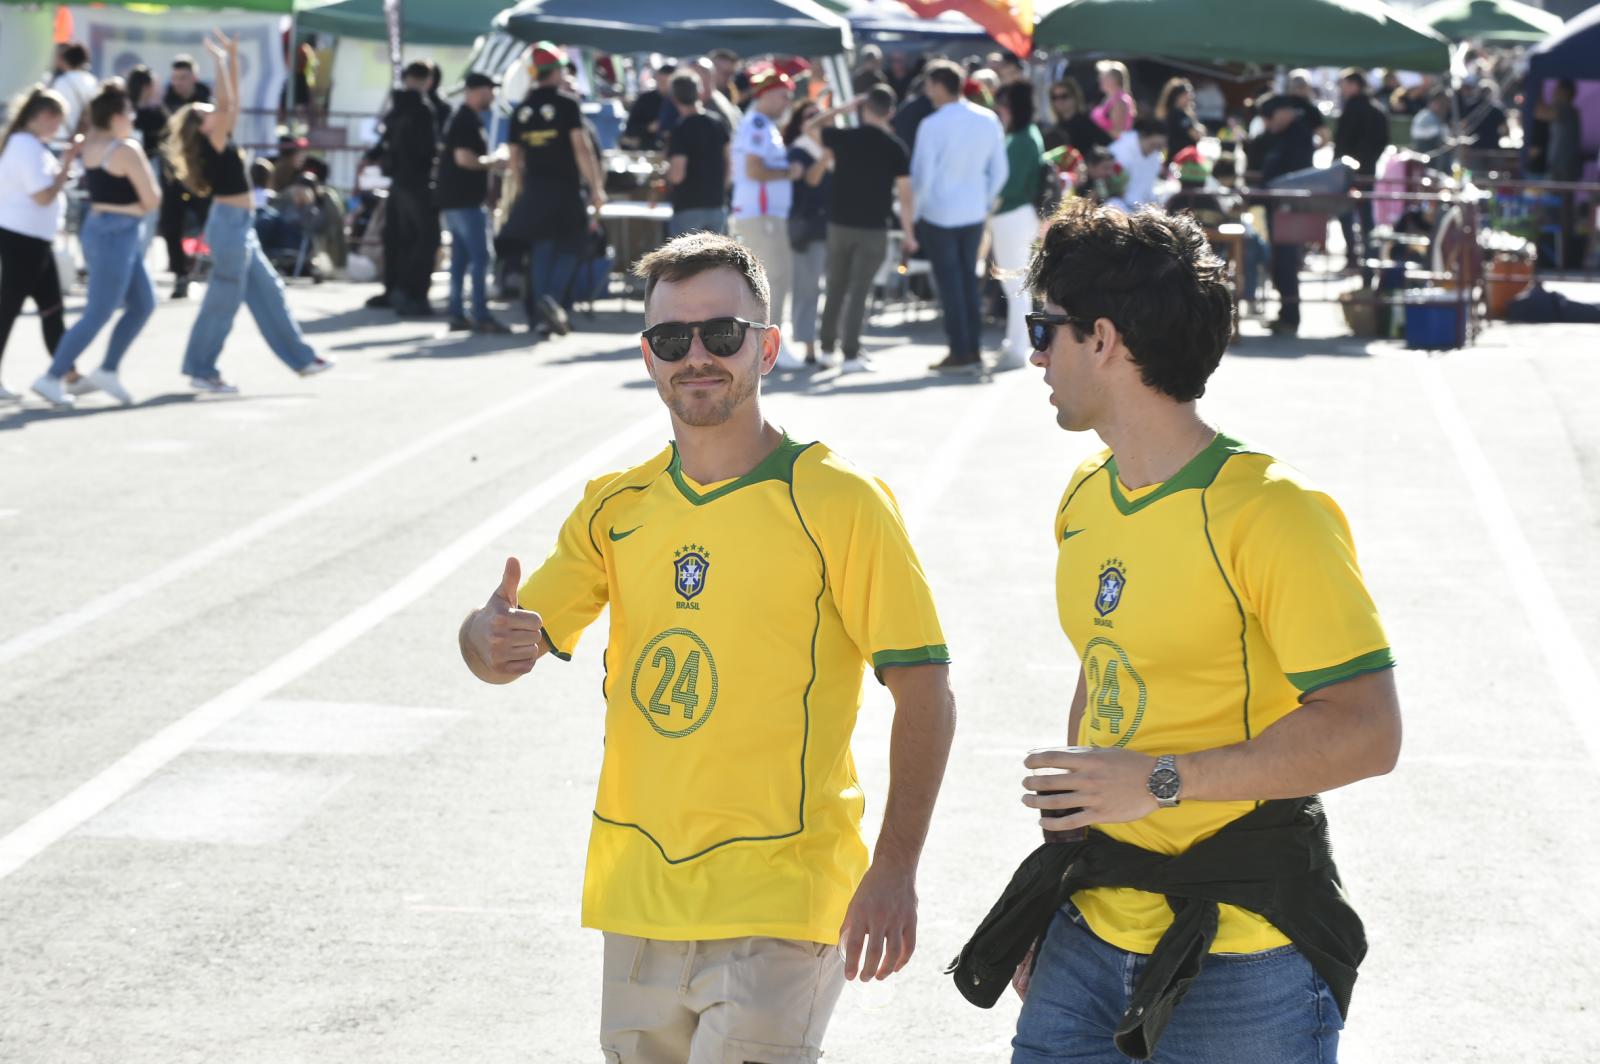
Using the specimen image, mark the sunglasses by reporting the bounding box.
[1050,93,1073,101]
[642,317,770,362]
[1026,311,1098,352]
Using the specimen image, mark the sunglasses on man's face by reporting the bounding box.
[1025,311,1098,353]
[1050,93,1072,101]
[642,317,770,362]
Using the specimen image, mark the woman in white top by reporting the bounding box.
[0,87,79,402]
[30,79,161,408]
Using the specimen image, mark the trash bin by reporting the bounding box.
[1404,288,1467,350]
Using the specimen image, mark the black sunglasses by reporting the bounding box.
[1026,311,1098,353]
[642,317,770,362]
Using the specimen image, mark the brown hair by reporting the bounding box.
[165,103,212,197]
[633,232,771,319]
[923,59,964,98]
[87,79,130,131]
[1155,77,1192,122]
[3,85,67,147]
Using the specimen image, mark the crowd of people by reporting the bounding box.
[1,32,1586,409]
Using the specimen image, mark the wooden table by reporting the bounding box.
[1205,223,1249,331]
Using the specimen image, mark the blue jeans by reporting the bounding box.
[48,211,155,378]
[668,206,728,237]
[1013,906,1343,1064]
[527,236,579,316]
[919,219,985,360]
[442,206,491,322]
[182,203,316,378]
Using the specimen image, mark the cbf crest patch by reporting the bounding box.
[673,544,711,602]
[1095,559,1127,617]
[539,103,556,122]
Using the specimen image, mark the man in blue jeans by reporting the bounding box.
[436,73,510,334]
[1012,200,1401,1062]
[507,42,607,338]
[908,59,1007,375]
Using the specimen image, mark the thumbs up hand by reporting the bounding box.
[460,556,547,683]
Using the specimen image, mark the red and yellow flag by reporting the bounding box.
[898,0,1034,57]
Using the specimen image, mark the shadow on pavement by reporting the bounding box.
[1227,334,1381,359]
[0,390,297,430]
[298,306,397,334]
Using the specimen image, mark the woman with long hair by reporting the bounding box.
[991,81,1046,372]
[1091,60,1136,139]
[1156,76,1206,160]
[1043,79,1110,156]
[0,87,79,402]
[783,96,831,365]
[168,31,330,393]
[30,80,161,408]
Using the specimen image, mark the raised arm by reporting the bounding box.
[204,31,240,149]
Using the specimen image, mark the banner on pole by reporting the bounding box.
[383,0,403,86]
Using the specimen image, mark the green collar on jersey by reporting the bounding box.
[1103,432,1253,515]
[667,432,810,505]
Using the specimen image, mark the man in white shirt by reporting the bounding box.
[1109,117,1169,210]
[729,68,805,370]
[909,59,1008,374]
[49,41,97,139]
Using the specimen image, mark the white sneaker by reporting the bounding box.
[87,368,133,405]
[839,354,877,374]
[66,375,100,397]
[298,357,336,378]
[811,350,841,370]
[30,374,75,408]
[189,376,240,395]
[0,385,20,403]
[774,345,807,371]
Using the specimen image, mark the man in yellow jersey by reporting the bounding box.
[1010,201,1402,1063]
[457,232,956,1062]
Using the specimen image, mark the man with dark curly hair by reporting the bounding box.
[1008,201,1402,1063]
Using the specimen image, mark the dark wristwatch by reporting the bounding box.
[1147,754,1182,808]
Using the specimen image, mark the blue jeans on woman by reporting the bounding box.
[47,211,155,378]
[1013,905,1343,1064]
[181,203,316,379]
[919,219,985,363]
[442,206,491,323]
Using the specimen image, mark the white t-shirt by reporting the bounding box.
[0,132,65,241]
[51,69,98,135]
[730,108,792,220]
[1110,130,1165,208]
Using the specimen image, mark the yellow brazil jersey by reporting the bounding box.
[1054,432,1393,955]
[518,433,949,943]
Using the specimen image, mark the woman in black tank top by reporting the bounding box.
[167,32,331,393]
[28,79,161,409]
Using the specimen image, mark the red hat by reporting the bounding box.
[749,68,795,99]
[963,78,994,108]
[774,57,811,79]
[529,40,566,76]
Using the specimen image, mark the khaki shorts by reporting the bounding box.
[600,933,846,1063]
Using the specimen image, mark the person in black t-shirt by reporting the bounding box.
[437,73,510,334]
[366,61,441,317]
[507,41,607,337]
[665,73,730,237]
[160,56,214,297]
[803,85,915,371]
[622,63,677,151]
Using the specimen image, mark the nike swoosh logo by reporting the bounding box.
[609,526,642,542]
[1062,528,1084,542]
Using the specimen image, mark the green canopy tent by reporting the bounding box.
[1419,0,1563,45]
[0,0,295,10]
[295,0,507,45]
[1035,0,1453,73]
[492,0,853,55]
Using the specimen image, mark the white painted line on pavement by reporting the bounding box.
[1416,357,1600,767]
[0,417,660,883]
[898,371,1024,530]
[0,366,599,672]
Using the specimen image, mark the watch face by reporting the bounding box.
[1150,768,1181,801]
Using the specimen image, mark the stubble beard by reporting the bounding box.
[665,366,757,428]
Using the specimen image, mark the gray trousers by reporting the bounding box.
[819,224,887,358]
[790,240,826,344]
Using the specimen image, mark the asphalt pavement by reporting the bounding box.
[1,268,1597,1063]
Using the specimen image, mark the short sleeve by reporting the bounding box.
[889,138,910,178]
[445,112,478,153]
[9,139,55,196]
[560,98,582,134]
[1228,478,1394,695]
[788,145,815,168]
[516,479,611,660]
[800,457,949,677]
